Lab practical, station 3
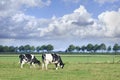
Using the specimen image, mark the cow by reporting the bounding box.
[42,53,64,70]
[19,54,40,68]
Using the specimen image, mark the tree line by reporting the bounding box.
[0,43,120,53]
[66,43,120,53]
[0,44,54,53]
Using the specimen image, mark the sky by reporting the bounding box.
[0,0,120,51]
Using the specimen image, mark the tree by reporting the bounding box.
[30,46,35,52]
[36,46,41,52]
[14,47,18,52]
[46,44,54,52]
[9,46,15,52]
[41,45,47,52]
[86,44,93,53]
[93,44,99,53]
[3,46,9,52]
[67,44,75,52]
[75,46,81,52]
[19,46,24,52]
[100,43,106,52]
[81,45,86,52]
[113,43,119,53]
[107,46,111,52]
[0,45,4,52]
[24,45,31,52]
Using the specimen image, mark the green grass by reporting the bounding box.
[0,55,120,80]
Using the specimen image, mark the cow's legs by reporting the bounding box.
[42,60,49,70]
[30,62,32,68]
[42,63,45,70]
[20,61,25,68]
[45,63,48,70]
[29,62,36,68]
[55,63,58,70]
[32,63,36,68]
[45,61,49,70]
[42,63,48,70]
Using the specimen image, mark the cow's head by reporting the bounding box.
[60,62,64,69]
[19,54,25,63]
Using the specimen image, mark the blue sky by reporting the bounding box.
[24,0,120,18]
[0,0,120,51]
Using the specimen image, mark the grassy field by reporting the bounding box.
[0,54,120,80]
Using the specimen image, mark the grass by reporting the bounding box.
[0,54,120,80]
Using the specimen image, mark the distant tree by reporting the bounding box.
[93,44,99,53]
[113,43,119,53]
[3,46,9,52]
[36,46,41,52]
[67,44,75,52]
[46,44,54,52]
[81,45,86,52]
[14,47,18,52]
[9,46,15,52]
[107,46,111,53]
[24,45,31,52]
[30,46,35,52]
[75,46,81,52]
[41,45,47,52]
[0,45,4,52]
[100,43,106,52]
[19,46,24,52]
[86,44,93,53]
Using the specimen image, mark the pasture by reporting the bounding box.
[0,54,120,80]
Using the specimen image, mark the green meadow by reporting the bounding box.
[0,54,120,80]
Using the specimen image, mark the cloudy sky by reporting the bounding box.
[0,0,120,51]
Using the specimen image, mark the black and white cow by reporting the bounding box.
[19,54,40,68]
[42,53,64,70]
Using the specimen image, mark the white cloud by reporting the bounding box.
[39,5,120,40]
[0,0,51,17]
[18,0,51,7]
[0,3,120,43]
[0,0,52,39]
[94,0,118,4]
[98,9,120,37]
[39,5,96,38]
[0,11,51,39]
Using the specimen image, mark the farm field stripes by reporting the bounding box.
[0,55,120,80]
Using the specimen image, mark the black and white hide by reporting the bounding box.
[42,53,64,70]
[19,54,40,68]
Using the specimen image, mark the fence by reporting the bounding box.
[61,55,120,64]
[0,54,120,64]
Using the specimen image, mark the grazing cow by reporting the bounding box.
[42,53,64,70]
[19,54,40,68]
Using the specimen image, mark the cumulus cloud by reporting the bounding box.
[0,0,51,8]
[0,2,120,41]
[0,12,51,39]
[98,9,120,37]
[39,5,97,38]
[0,0,52,39]
[39,5,120,39]
[0,0,51,17]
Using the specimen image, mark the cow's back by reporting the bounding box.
[42,54,53,62]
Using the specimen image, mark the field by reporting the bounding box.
[0,54,120,80]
